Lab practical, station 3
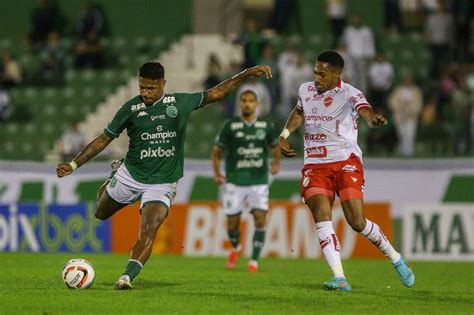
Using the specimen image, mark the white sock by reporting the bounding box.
[316,221,345,279]
[361,219,401,264]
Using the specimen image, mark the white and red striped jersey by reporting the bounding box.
[296,80,371,165]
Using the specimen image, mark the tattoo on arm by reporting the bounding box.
[205,69,249,105]
[285,106,305,133]
[73,133,113,167]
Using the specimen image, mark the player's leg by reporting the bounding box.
[341,198,414,287]
[337,155,414,287]
[226,213,241,269]
[305,193,351,291]
[114,182,176,289]
[248,209,266,272]
[247,184,269,272]
[222,183,244,269]
[95,186,128,220]
[115,201,169,290]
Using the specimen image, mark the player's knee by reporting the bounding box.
[255,220,266,229]
[349,218,366,232]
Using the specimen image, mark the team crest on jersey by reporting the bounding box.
[256,129,266,140]
[324,96,333,107]
[166,105,178,117]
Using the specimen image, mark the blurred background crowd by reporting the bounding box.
[0,0,472,160]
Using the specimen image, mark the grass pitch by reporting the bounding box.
[0,253,472,314]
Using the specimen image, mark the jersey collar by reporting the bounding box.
[146,94,165,107]
[241,116,257,126]
[317,79,343,95]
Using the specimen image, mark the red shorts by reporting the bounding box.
[301,154,364,202]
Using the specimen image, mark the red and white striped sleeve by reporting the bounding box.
[349,87,371,113]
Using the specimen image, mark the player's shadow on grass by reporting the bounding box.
[135,279,182,289]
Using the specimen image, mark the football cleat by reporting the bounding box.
[393,257,415,288]
[114,275,132,290]
[108,158,124,179]
[226,250,239,270]
[323,277,352,292]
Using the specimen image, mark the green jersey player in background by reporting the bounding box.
[212,90,281,273]
[56,61,272,289]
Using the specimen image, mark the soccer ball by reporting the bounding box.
[62,258,95,289]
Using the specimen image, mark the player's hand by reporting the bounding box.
[271,160,280,175]
[214,173,226,186]
[279,137,296,157]
[56,163,73,178]
[248,65,272,79]
[372,114,387,127]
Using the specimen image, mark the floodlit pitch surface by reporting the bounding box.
[0,253,472,314]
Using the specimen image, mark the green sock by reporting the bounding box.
[123,259,142,281]
[252,229,266,261]
[227,230,240,249]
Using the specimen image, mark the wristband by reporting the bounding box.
[279,128,290,139]
[69,161,78,171]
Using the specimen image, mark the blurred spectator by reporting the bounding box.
[399,0,423,31]
[0,52,22,89]
[389,74,423,156]
[384,0,402,32]
[0,89,12,121]
[27,0,64,49]
[368,51,394,110]
[74,31,104,69]
[425,2,454,77]
[77,0,106,39]
[260,44,279,115]
[326,0,347,47]
[278,41,299,113]
[274,0,294,33]
[58,121,87,161]
[223,61,242,118]
[203,54,222,89]
[287,52,313,115]
[342,15,375,93]
[439,65,458,106]
[236,77,271,116]
[336,42,354,83]
[449,75,472,154]
[237,18,265,68]
[32,31,65,85]
[453,0,473,62]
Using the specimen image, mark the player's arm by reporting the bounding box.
[359,107,387,128]
[204,65,272,105]
[278,105,305,157]
[211,145,226,185]
[270,144,281,175]
[56,132,113,178]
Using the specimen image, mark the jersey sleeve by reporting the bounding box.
[349,86,372,113]
[215,121,231,148]
[180,91,208,115]
[103,104,131,138]
[267,121,278,147]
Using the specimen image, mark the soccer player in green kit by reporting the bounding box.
[56,61,272,289]
[212,90,281,272]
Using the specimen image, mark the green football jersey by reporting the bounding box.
[215,117,278,186]
[104,92,207,184]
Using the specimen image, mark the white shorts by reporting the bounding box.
[222,183,269,216]
[106,164,177,210]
